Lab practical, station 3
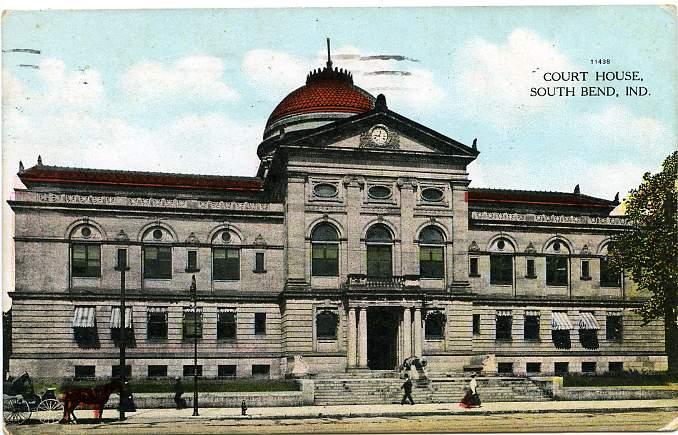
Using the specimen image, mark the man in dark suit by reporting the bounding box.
[400,373,414,405]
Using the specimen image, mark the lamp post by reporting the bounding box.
[114,248,130,422]
[190,275,199,416]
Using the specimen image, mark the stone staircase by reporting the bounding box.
[313,375,553,405]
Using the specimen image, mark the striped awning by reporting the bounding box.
[551,312,573,330]
[110,307,133,329]
[579,312,600,330]
[72,307,96,328]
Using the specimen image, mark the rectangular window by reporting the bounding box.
[217,309,237,340]
[112,365,132,379]
[367,245,392,277]
[469,257,480,277]
[252,365,270,379]
[147,308,168,340]
[472,314,481,335]
[546,256,568,286]
[148,365,168,378]
[496,312,512,340]
[582,362,597,374]
[490,255,513,285]
[526,362,541,374]
[526,258,536,278]
[218,365,237,378]
[600,257,621,287]
[187,250,198,272]
[71,244,101,277]
[420,246,445,279]
[608,362,623,373]
[312,244,339,276]
[554,362,569,375]
[316,309,339,340]
[183,308,203,340]
[581,260,591,280]
[524,314,540,340]
[254,252,266,273]
[497,362,513,374]
[606,315,623,341]
[213,248,240,280]
[183,365,202,377]
[254,313,267,335]
[74,365,96,380]
[143,246,172,279]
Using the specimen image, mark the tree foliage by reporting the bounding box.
[609,151,677,373]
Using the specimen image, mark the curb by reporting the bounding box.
[122,405,678,422]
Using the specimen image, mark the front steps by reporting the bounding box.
[313,376,553,405]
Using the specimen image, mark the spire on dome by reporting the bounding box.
[306,39,353,85]
[326,37,333,70]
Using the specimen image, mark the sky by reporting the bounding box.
[1,5,676,307]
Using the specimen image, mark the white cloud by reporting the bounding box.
[455,28,577,126]
[584,104,674,153]
[241,46,445,112]
[120,56,239,102]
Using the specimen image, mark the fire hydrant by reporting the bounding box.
[241,400,248,416]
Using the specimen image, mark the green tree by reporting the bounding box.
[609,151,677,374]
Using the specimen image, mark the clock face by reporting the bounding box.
[370,127,389,145]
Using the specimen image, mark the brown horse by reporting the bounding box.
[60,379,122,423]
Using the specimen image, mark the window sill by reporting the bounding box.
[253,269,267,274]
[185,268,201,273]
[317,338,337,342]
[469,274,481,278]
[144,277,173,281]
[213,279,241,282]
[490,283,513,286]
[546,284,568,288]
[525,275,537,279]
[425,337,444,341]
[217,338,237,342]
[580,276,592,281]
[524,338,541,342]
[147,337,168,342]
[495,338,513,342]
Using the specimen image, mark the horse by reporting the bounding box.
[60,379,122,424]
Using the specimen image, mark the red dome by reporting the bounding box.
[265,65,375,132]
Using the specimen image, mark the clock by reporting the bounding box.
[370,126,389,146]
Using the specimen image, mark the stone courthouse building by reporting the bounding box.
[8,49,667,384]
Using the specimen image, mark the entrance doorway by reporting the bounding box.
[367,308,399,370]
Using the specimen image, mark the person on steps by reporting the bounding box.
[400,373,415,405]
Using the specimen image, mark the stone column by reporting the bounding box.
[413,307,423,358]
[358,307,368,368]
[398,178,418,276]
[347,307,357,368]
[403,307,412,358]
[344,176,365,275]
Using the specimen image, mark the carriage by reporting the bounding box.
[3,372,64,424]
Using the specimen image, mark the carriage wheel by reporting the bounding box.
[3,397,31,425]
[36,399,64,424]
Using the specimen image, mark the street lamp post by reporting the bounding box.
[190,275,199,417]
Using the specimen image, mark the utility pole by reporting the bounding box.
[191,275,199,416]
[115,248,130,421]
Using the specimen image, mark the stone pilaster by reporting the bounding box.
[413,307,423,358]
[358,306,368,368]
[343,176,365,275]
[347,307,357,368]
[397,178,418,276]
[403,307,412,358]
[451,182,470,286]
[286,173,307,283]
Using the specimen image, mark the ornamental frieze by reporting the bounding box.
[471,211,626,226]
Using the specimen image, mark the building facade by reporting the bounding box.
[8,53,667,382]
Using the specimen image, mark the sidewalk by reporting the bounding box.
[122,399,678,422]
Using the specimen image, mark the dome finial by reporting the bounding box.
[326,37,333,70]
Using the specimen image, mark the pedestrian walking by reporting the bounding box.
[400,373,415,405]
[459,373,481,408]
[174,376,186,409]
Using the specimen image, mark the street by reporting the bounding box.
[5,410,678,434]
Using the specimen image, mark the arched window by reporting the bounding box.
[69,223,102,278]
[545,239,570,286]
[311,224,339,277]
[316,309,338,340]
[425,310,446,340]
[489,238,515,285]
[213,230,240,281]
[600,243,621,287]
[142,227,173,279]
[419,226,445,279]
[366,224,393,277]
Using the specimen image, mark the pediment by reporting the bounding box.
[280,109,479,160]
